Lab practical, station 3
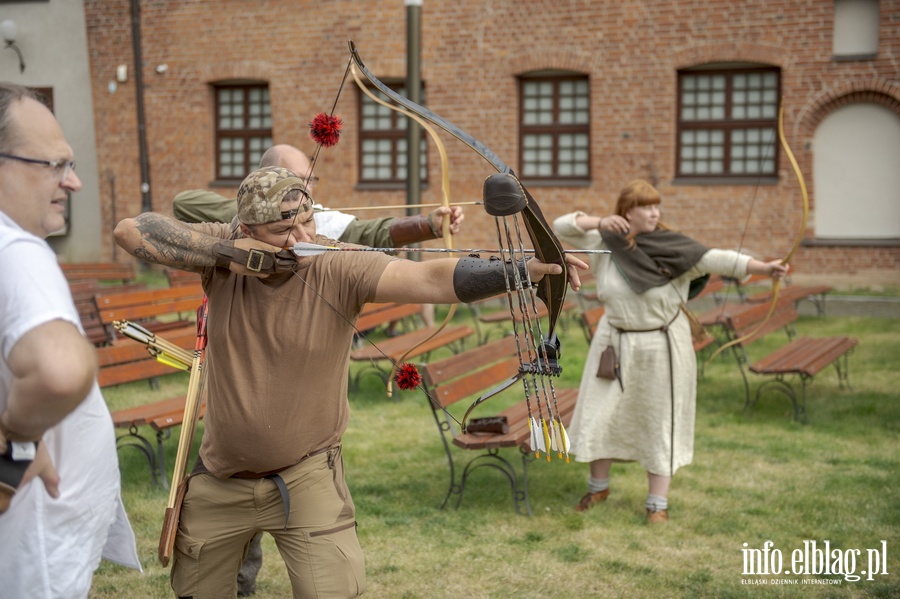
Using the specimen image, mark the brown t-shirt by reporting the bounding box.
[195,225,393,477]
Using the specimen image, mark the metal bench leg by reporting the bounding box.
[116,426,162,488]
[833,352,853,391]
[750,377,807,424]
[456,450,532,516]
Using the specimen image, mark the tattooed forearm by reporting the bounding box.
[132,213,219,267]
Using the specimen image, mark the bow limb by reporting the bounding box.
[708,101,808,362]
[349,66,458,397]
[348,41,568,337]
[351,43,570,459]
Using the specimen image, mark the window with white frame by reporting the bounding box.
[676,67,780,179]
[358,82,427,185]
[214,83,272,181]
[519,74,590,181]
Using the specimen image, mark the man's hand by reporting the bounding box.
[0,443,58,514]
[428,206,464,238]
[526,254,588,291]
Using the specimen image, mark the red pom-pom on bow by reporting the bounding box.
[395,363,422,391]
[309,113,343,147]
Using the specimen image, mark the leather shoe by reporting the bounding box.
[574,488,610,512]
[646,508,668,523]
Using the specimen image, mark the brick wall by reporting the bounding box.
[84,0,900,287]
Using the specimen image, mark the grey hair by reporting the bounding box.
[0,83,39,153]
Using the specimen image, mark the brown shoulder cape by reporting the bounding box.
[600,229,710,297]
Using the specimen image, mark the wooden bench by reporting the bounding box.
[164,267,202,288]
[60,261,137,284]
[356,302,424,333]
[466,296,577,344]
[94,283,205,343]
[420,335,578,515]
[98,328,204,488]
[578,304,606,344]
[691,274,727,304]
[711,299,857,423]
[349,307,475,389]
[68,279,145,346]
[741,275,833,317]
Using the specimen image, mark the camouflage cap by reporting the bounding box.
[236,166,311,225]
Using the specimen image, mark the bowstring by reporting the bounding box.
[274,55,462,428]
[508,214,567,460]
[708,113,779,359]
[280,56,354,251]
[508,214,565,460]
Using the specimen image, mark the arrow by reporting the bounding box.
[291,241,611,258]
[314,201,481,212]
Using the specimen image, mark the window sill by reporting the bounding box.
[832,53,877,63]
[208,179,242,189]
[519,178,592,188]
[673,176,779,186]
[354,182,430,192]
[804,238,900,248]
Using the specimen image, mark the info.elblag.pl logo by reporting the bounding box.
[741,540,889,583]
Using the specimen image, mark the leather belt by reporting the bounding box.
[229,445,337,531]
[230,445,334,479]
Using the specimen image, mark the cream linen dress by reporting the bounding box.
[554,212,752,476]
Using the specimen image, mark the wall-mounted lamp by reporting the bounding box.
[1,20,25,74]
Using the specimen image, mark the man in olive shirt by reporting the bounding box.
[173,144,464,248]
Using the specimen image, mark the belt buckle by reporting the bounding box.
[246,249,267,272]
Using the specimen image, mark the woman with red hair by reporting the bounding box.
[554,179,786,523]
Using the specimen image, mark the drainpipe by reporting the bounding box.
[405,0,422,257]
[131,0,152,213]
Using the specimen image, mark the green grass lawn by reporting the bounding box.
[91,308,900,598]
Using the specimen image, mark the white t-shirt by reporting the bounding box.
[0,211,141,598]
[313,203,357,239]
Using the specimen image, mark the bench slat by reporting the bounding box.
[356,303,423,332]
[750,335,858,377]
[350,325,473,362]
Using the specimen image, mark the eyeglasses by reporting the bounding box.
[0,153,75,181]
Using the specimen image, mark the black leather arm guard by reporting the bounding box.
[452,256,531,303]
[0,441,38,495]
[213,240,296,274]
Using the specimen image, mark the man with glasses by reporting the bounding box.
[0,83,141,597]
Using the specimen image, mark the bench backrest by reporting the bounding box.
[579,305,606,340]
[61,261,137,283]
[420,335,520,410]
[69,280,147,346]
[165,267,202,287]
[96,329,197,388]
[356,302,423,332]
[94,284,205,324]
[721,299,798,346]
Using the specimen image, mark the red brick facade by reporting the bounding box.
[84,0,900,287]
